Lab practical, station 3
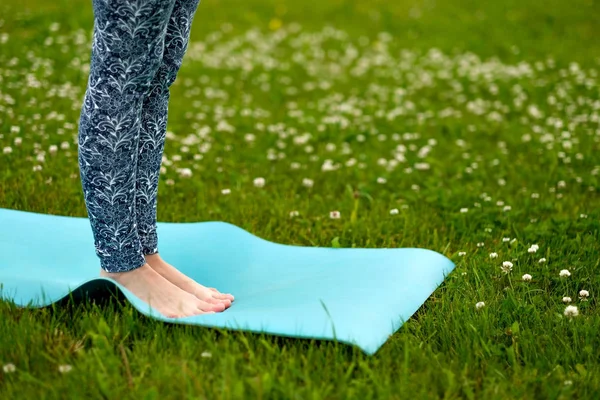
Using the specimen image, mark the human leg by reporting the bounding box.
[135,0,202,256]
[78,0,224,316]
[78,0,178,273]
[134,0,234,306]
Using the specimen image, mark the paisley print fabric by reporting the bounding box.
[78,0,201,272]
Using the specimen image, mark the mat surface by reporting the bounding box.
[0,207,454,355]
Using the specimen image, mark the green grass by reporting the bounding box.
[1,0,599,398]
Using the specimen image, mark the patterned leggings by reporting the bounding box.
[78,0,200,273]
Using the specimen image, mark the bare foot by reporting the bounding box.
[144,253,234,310]
[99,263,219,318]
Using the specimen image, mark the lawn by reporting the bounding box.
[1,0,599,398]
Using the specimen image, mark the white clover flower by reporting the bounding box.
[502,237,510,242]
[475,301,485,310]
[458,251,466,256]
[201,351,212,358]
[564,305,579,318]
[489,252,498,259]
[60,141,70,149]
[477,242,484,247]
[49,145,58,154]
[14,137,22,145]
[329,211,341,219]
[559,269,571,278]
[377,177,387,184]
[538,258,547,263]
[503,205,511,212]
[389,208,399,215]
[221,188,231,195]
[302,178,314,188]
[253,177,265,187]
[177,168,193,178]
[528,246,537,253]
[3,146,13,154]
[33,165,42,172]
[321,159,339,171]
[2,363,16,373]
[216,120,234,132]
[522,274,532,281]
[58,364,72,373]
[459,208,468,213]
[562,296,572,303]
[579,290,589,301]
[501,261,513,274]
[289,210,299,218]
[531,244,539,251]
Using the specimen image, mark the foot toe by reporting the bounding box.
[208,287,234,301]
[197,299,225,312]
[214,292,235,301]
[215,297,232,307]
[204,296,221,304]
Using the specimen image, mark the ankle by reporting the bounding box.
[144,253,161,261]
[100,263,152,282]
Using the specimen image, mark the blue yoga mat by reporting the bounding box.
[0,207,454,355]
